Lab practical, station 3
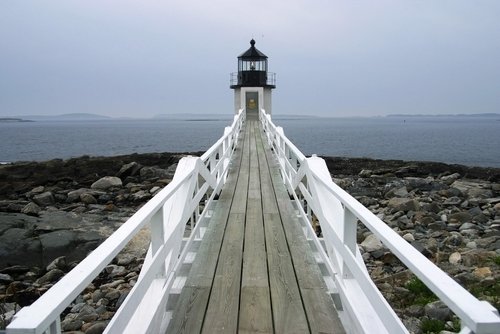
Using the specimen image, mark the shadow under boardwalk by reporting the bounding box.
[167,118,345,334]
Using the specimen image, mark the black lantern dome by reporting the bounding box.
[230,39,276,89]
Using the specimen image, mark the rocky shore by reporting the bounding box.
[1,153,499,333]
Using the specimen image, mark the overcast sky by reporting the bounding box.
[1,1,499,118]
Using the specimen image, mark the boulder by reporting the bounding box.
[424,300,452,321]
[39,230,77,264]
[36,268,65,284]
[449,212,472,224]
[80,193,98,204]
[361,234,384,252]
[67,188,91,202]
[85,321,108,334]
[449,252,461,264]
[116,162,142,178]
[91,176,122,190]
[33,191,55,207]
[139,167,169,180]
[385,186,409,199]
[473,267,492,278]
[388,198,420,212]
[21,202,41,216]
[46,256,67,271]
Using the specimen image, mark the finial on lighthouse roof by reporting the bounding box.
[250,39,255,46]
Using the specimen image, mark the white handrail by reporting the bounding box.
[259,108,500,334]
[7,109,245,334]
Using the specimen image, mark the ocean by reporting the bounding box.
[1,116,499,167]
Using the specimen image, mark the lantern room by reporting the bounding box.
[230,39,276,117]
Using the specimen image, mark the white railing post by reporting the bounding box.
[150,208,166,277]
[342,208,357,279]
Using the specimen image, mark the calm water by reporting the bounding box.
[1,116,499,167]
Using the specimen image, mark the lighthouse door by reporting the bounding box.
[245,92,259,120]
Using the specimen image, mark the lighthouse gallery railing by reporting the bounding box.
[259,108,500,334]
[6,111,245,334]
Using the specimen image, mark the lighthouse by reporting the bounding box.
[230,39,276,119]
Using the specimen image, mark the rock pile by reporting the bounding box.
[0,153,188,331]
[329,161,500,333]
[1,154,499,333]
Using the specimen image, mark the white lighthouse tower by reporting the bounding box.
[230,39,276,119]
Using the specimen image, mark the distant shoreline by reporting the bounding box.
[5,112,500,122]
[1,152,499,182]
[0,118,34,123]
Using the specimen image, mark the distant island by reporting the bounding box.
[0,118,34,123]
[13,113,112,121]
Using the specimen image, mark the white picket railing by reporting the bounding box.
[6,110,245,334]
[259,108,500,334]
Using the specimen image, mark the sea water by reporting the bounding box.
[1,116,499,167]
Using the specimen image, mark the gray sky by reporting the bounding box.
[1,1,499,118]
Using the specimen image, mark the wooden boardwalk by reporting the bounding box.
[167,114,345,334]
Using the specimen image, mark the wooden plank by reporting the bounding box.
[167,123,248,334]
[301,288,345,334]
[165,287,210,333]
[263,213,310,334]
[202,213,245,334]
[239,120,273,333]
[260,126,346,334]
[241,121,268,288]
[254,122,310,333]
[202,121,251,333]
[239,287,273,334]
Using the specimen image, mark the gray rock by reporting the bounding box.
[0,273,14,283]
[361,234,384,252]
[424,300,452,321]
[105,265,127,277]
[67,188,91,202]
[61,318,83,331]
[46,256,67,271]
[411,241,432,257]
[139,166,170,180]
[31,185,45,194]
[33,191,55,207]
[70,302,87,313]
[76,304,98,322]
[443,196,462,206]
[39,230,77,264]
[459,222,477,231]
[21,202,41,216]
[85,321,108,334]
[91,176,122,190]
[116,162,142,178]
[131,190,150,202]
[388,198,420,212]
[36,268,65,284]
[386,186,409,199]
[403,233,415,242]
[441,173,461,183]
[149,186,161,194]
[358,169,372,178]
[449,252,461,264]
[449,212,472,224]
[116,253,136,266]
[80,193,97,204]
[104,288,121,301]
[451,180,493,198]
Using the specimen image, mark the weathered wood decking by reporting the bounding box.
[167,114,345,334]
